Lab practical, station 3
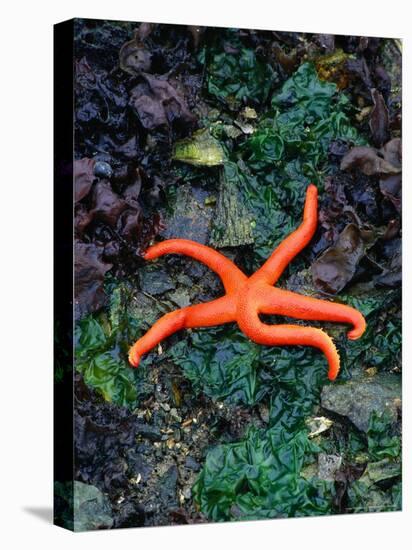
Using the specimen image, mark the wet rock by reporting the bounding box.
[317,453,342,481]
[221,124,243,139]
[93,160,113,179]
[315,34,335,53]
[169,408,182,423]
[182,486,192,500]
[128,292,166,331]
[139,267,175,296]
[210,166,254,248]
[125,449,153,481]
[135,422,163,442]
[161,184,212,244]
[73,481,113,531]
[168,289,191,308]
[321,372,401,432]
[184,456,201,471]
[113,497,145,529]
[159,465,178,507]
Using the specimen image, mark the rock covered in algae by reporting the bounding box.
[172,128,225,166]
[161,184,213,244]
[210,163,254,248]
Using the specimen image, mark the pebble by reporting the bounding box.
[170,408,182,422]
[185,456,201,471]
[93,160,113,179]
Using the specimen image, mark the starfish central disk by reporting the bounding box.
[128,184,366,381]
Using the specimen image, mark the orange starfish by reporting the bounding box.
[129,184,366,380]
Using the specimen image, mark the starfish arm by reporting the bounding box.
[238,307,340,380]
[260,287,366,340]
[250,184,318,285]
[144,239,247,294]
[128,295,236,367]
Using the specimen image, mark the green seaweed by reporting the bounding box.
[192,424,335,521]
[367,410,401,461]
[347,410,401,513]
[209,63,366,268]
[170,324,327,414]
[337,288,401,374]
[75,283,149,408]
[206,46,276,109]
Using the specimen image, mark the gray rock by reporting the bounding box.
[317,453,342,481]
[73,481,113,531]
[93,160,113,179]
[125,448,153,481]
[185,456,201,471]
[161,184,212,244]
[321,372,401,432]
[127,292,166,331]
[135,422,163,442]
[168,288,191,308]
[139,268,175,296]
[210,167,254,248]
[159,465,178,506]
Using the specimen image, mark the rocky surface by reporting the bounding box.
[321,371,401,432]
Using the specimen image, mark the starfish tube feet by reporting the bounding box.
[346,311,366,340]
[237,302,341,381]
[128,348,141,368]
